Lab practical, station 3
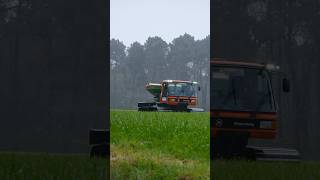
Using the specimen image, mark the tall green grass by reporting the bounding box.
[110,110,210,179]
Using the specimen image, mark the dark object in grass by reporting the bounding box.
[89,129,109,158]
[90,144,109,158]
[212,132,249,159]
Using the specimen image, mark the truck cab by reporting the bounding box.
[159,80,199,110]
[138,80,202,112]
[211,59,290,158]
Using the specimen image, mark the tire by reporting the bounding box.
[212,132,249,159]
[90,144,109,158]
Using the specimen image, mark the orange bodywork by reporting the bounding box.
[164,96,197,106]
[211,58,265,69]
[211,110,277,139]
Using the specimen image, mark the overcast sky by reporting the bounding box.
[110,0,210,46]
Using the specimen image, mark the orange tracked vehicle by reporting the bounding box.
[211,58,299,161]
[138,80,203,112]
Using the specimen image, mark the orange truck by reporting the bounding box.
[210,58,299,160]
[138,80,203,112]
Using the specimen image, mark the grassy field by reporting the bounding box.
[0,153,107,180]
[110,110,210,179]
[212,160,320,180]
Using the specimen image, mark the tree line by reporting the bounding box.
[110,34,210,110]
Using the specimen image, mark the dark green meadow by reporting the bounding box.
[212,160,320,180]
[0,153,107,180]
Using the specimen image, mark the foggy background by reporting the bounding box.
[110,35,210,110]
[110,0,210,110]
[111,0,210,46]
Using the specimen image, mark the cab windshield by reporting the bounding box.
[211,66,275,112]
[167,82,196,97]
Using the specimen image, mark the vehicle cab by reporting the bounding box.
[160,80,199,106]
[211,60,279,139]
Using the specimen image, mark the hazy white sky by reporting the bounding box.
[110,0,210,46]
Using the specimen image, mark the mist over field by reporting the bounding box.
[110,34,210,110]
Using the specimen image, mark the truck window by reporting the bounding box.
[211,66,275,112]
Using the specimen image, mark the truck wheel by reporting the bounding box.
[90,144,109,158]
[175,103,188,112]
[212,133,249,159]
[212,137,227,159]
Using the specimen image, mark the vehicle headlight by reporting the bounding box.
[216,118,223,128]
[162,97,167,101]
[260,121,272,129]
[168,98,176,102]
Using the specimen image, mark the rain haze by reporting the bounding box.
[110,0,210,46]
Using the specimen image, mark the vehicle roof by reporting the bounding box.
[211,58,265,69]
[162,80,195,83]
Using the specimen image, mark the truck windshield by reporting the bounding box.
[167,82,196,97]
[211,66,275,112]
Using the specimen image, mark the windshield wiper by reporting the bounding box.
[254,71,272,113]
